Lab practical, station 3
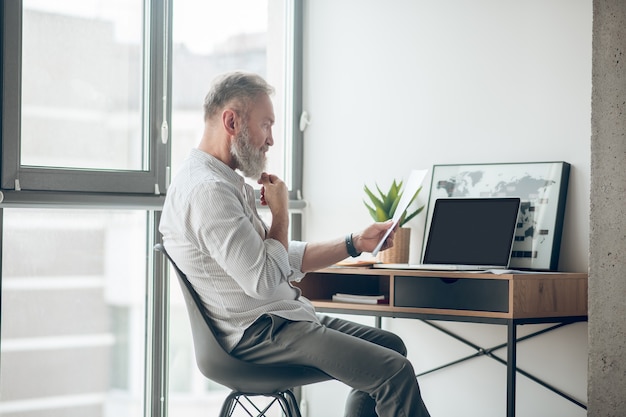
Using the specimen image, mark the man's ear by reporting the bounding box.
[222,109,238,135]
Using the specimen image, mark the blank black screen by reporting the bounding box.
[422,198,521,266]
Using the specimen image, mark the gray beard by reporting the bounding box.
[230,125,267,180]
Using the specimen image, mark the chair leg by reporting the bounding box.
[218,390,302,417]
[218,391,239,417]
[283,390,302,417]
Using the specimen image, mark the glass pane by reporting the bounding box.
[21,0,145,171]
[0,209,147,417]
[171,0,291,189]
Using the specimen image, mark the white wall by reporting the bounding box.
[300,1,591,416]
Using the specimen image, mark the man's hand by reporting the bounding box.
[258,172,288,211]
[300,220,396,272]
[258,172,289,249]
[353,220,396,254]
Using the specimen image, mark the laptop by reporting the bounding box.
[374,197,521,271]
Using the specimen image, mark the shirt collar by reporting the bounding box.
[190,148,244,186]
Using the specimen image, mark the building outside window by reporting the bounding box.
[1,209,148,417]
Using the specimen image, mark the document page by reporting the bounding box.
[371,169,428,257]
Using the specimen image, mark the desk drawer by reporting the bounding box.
[394,276,509,312]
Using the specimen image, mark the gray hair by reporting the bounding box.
[203,71,274,121]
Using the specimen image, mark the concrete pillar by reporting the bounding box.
[589,1,626,416]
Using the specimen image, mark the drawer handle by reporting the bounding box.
[440,278,459,284]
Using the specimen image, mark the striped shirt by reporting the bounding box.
[159,149,319,352]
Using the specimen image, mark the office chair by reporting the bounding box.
[154,243,332,417]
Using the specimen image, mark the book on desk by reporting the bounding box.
[331,293,389,305]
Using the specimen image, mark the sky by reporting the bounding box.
[24,0,268,54]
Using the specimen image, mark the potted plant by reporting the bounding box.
[363,179,424,263]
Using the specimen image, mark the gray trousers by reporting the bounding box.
[231,314,431,417]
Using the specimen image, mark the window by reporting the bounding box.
[0,1,169,416]
[1,0,168,196]
[0,1,303,417]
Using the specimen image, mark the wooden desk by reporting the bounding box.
[296,267,588,417]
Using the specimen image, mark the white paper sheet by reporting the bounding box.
[371,169,428,257]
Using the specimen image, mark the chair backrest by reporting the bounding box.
[154,243,330,394]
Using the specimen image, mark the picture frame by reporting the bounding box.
[425,162,571,271]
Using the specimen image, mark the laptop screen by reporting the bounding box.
[422,197,521,267]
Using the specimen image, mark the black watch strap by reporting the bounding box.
[345,233,362,257]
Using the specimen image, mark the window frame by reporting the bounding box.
[289,0,305,203]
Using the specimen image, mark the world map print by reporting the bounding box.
[426,163,570,270]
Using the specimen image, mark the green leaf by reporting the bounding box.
[363,201,378,220]
[364,179,424,225]
[399,205,425,227]
[364,185,384,208]
[364,184,387,221]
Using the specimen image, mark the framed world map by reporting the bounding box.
[425,161,571,271]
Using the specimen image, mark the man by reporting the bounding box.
[159,71,431,417]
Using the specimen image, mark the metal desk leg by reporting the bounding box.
[507,321,517,417]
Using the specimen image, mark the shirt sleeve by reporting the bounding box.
[287,240,307,282]
[186,181,295,299]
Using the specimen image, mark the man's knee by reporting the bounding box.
[373,356,418,401]
[383,331,407,356]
